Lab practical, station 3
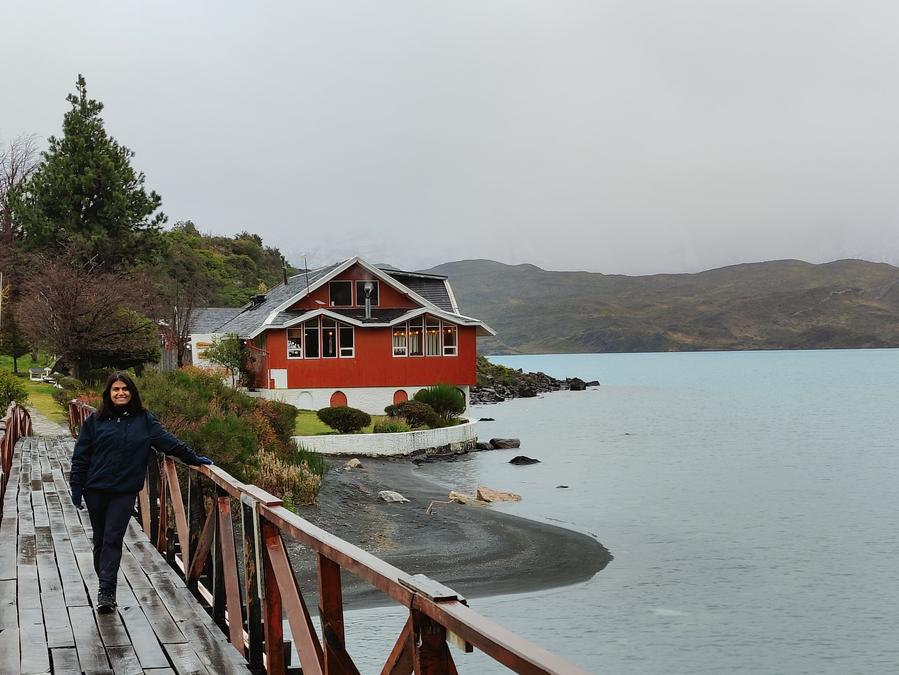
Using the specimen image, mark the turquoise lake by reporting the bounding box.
[341,349,899,673]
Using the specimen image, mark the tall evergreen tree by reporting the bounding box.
[12,75,165,269]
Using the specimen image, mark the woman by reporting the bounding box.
[69,372,212,613]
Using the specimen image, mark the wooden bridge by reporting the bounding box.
[1,402,590,675]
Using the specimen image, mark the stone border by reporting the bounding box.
[292,419,478,457]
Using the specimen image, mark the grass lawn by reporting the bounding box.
[0,353,51,373]
[294,410,390,436]
[23,379,69,425]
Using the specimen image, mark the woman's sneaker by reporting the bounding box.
[97,591,116,614]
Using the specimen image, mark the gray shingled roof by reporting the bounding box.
[213,263,342,336]
[194,259,484,338]
[383,271,455,312]
[190,308,243,333]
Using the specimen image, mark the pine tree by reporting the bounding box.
[12,75,165,269]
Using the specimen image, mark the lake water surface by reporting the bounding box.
[341,349,899,673]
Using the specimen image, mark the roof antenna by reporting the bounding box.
[304,255,311,296]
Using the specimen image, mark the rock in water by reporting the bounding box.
[474,442,492,451]
[378,490,410,503]
[568,377,587,391]
[344,458,362,469]
[509,456,540,465]
[476,486,522,503]
[586,380,600,387]
[489,438,521,449]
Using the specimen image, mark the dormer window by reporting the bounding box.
[355,280,379,307]
[329,281,352,307]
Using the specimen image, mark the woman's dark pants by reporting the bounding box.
[83,490,137,595]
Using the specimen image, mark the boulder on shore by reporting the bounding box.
[568,377,587,391]
[474,442,492,451]
[489,438,521,449]
[344,458,362,469]
[476,486,522,503]
[448,490,487,506]
[586,380,600,387]
[509,455,540,465]
[378,490,410,503]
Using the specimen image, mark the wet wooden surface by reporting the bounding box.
[0,436,251,674]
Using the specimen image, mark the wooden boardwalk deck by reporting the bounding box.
[0,435,251,675]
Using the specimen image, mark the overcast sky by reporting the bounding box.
[3,1,899,275]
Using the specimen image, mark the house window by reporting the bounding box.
[339,325,354,357]
[355,280,379,307]
[321,319,338,358]
[287,328,303,359]
[392,326,407,356]
[426,316,441,356]
[443,324,457,356]
[329,281,352,307]
[408,317,424,356]
[304,320,320,358]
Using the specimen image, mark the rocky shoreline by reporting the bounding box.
[471,355,598,405]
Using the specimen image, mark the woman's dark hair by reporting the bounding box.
[97,372,145,420]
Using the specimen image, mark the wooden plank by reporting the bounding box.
[241,495,264,670]
[68,605,112,673]
[118,604,171,669]
[264,529,323,675]
[380,618,414,675]
[260,521,285,675]
[318,553,360,675]
[96,609,133,647]
[36,524,74,648]
[187,506,215,585]
[133,587,188,644]
[217,495,244,652]
[0,625,19,675]
[106,645,144,675]
[148,573,197,622]
[0,512,16,580]
[45,489,89,607]
[410,609,456,675]
[18,606,51,674]
[164,642,212,675]
[176,621,251,675]
[163,459,191,571]
[118,548,153,590]
[49,646,81,674]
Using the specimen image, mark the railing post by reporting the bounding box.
[261,519,285,675]
[411,609,456,675]
[241,492,265,670]
[318,554,360,674]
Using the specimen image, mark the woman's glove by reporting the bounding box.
[70,486,83,510]
[194,455,214,466]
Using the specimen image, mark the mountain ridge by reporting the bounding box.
[420,258,899,354]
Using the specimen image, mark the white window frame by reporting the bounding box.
[339,324,355,358]
[442,322,458,356]
[287,328,303,359]
[425,316,441,356]
[408,317,424,357]
[321,318,339,359]
[303,319,321,359]
[392,324,408,357]
[329,280,353,307]
[355,280,380,307]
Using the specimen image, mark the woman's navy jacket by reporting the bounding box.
[70,410,203,493]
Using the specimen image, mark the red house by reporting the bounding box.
[190,257,494,414]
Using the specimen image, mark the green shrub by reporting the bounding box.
[255,398,298,442]
[373,419,411,434]
[0,371,28,410]
[413,384,465,422]
[56,376,83,390]
[183,415,260,479]
[316,406,371,434]
[294,443,327,479]
[383,400,442,429]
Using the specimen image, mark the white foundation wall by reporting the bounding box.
[292,419,479,457]
[252,385,471,416]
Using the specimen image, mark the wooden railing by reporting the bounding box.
[68,400,588,675]
[1,401,32,517]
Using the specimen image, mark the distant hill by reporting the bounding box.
[421,259,899,354]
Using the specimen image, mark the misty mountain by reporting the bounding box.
[421,259,899,354]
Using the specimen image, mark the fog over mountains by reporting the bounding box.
[421,259,899,354]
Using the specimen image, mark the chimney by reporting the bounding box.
[281,255,288,285]
[364,282,373,320]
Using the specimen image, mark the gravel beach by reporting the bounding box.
[287,456,611,610]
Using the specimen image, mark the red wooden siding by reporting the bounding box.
[290,264,419,311]
[265,325,478,388]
